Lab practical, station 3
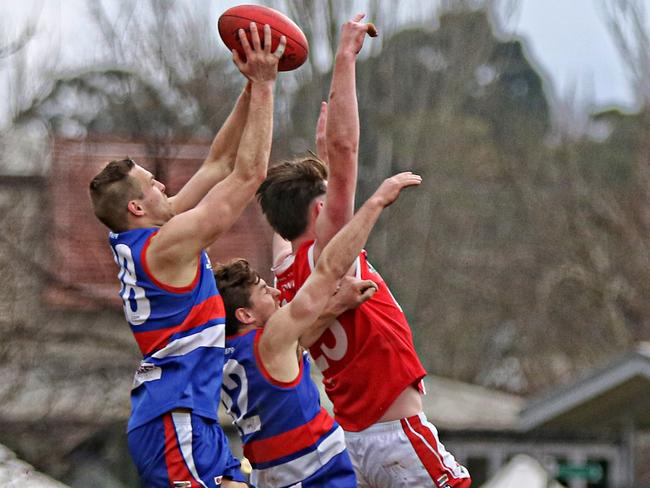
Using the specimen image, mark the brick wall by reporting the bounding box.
[49,138,274,310]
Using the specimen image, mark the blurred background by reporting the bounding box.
[1,0,649,487]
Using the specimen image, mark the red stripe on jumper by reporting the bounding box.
[134,295,225,356]
[163,413,199,487]
[243,407,334,464]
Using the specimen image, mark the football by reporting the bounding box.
[218,5,309,72]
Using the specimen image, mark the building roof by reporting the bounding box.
[520,342,650,431]
[0,444,70,488]
[299,370,524,432]
[49,139,274,310]
[422,375,523,431]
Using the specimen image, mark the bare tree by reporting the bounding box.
[603,0,650,106]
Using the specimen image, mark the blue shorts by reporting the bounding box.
[128,411,245,487]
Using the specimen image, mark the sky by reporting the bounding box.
[0,0,644,113]
[502,0,640,111]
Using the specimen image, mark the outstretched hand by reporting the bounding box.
[372,172,422,208]
[232,23,286,82]
[338,13,377,56]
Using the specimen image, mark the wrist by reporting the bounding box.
[335,51,357,63]
[250,79,276,90]
[367,195,386,209]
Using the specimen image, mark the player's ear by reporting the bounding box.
[235,307,254,325]
[127,199,145,217]
[312,199,324,219]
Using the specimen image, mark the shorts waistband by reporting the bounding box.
[344,412,426,436]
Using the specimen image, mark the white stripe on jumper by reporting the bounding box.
[251,426,346,488]
[152,324,225,359]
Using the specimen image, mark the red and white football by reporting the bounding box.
[218,4,309,72]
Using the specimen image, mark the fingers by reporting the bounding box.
[238,28,252,57]
[358,280,378,303]
[263,24,272,52]
[315,101,328,160]
[359,286,377,302]
[274,35,287,59]
[366,22,378,37]
[393,171,422,188]
[373,171,422,207]
[405,173,422,187]
[249,22,262,51]
[231,48,244,69]
[352,13,366,22]
[318,101,328,124]
[233,23,283,81]
[238,24,284,57]
[357,279,378,293]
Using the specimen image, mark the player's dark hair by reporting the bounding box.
[214,259,261,336]
[89,158,143,233]
[256,155,328,241]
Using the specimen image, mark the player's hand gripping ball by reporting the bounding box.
[218,4,309,71]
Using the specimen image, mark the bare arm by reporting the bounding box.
[272,232,292,269]
[315,101,329,164]
[313,14,374,260]
[169,82,252,214]
[259,172,422,380]
[147,25,286,285]
[299,276,377,348]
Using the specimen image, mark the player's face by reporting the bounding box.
[249,279,280,324]
[131,164,174,225]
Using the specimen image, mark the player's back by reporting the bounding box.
[274,240,426,432]
[110,227,227,431]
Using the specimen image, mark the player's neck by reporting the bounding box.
[237,323,259,335]
[291,226,316,253]
[291,230,316,252]
[127,215,160,230]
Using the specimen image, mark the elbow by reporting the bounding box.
[314,255,341,283]
[251,167,268,188]
[234,159,268,186]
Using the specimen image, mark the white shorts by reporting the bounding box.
[343,413,471,488]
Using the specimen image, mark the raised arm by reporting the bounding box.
[272,232,293,269]
[169,82,252,214]
[313,14,374,259]
[299,275,377,348]
[315,101,329,164]
[147,24,286,285]
[259,172,421,378]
